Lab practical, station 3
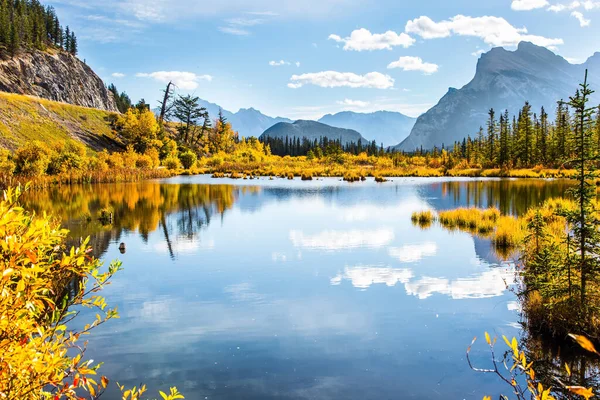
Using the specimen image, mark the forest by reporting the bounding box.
[0,0,77,55]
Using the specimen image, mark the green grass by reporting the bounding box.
[0,92,122,152]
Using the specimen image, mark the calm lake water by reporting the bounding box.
[22,176,575,399]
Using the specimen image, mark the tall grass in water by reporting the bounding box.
[411,210,434,228]
[438,207,500,232]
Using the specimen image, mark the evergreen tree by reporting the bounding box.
[173,95,207,144]
[69,31,76,55]
[565,70,599,313]
[486,108,497,166]
[63,25,70,53]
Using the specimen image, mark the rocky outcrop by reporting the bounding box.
[395,42,600,151]
[0,50,117,112]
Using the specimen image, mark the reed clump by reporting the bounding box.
[411,210,434,228]
[438,207,500,232]
[343,171,361,182]
[301,172,313,181]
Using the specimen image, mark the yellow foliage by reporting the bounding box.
[0,185,183,399]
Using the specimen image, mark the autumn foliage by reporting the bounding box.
[0,185,183,400]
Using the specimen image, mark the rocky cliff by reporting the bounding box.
[395,42,600,151]
[0,50,117,112]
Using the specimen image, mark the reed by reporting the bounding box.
[411,210,434,228]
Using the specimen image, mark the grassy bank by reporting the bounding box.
[0,92,122,152]
[199,155,578,179]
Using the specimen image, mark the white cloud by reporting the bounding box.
[111,72,126,78]
[135,71,213,90]
[336,99,370,108]
[58,0,354,22]
[219,14,273,35]
[547,1,588,11]
[387,56,439,75]
[269,60,291,66]
[405,15,563,48]
[511,0,549,10]
[218,26,250,35]
[288,71,394,89]
[583,1,600,9]
[404,268,514,299]
[289,228,394,250]
[388,242,437,263]
[225,17,265,26]
[295,61,301,67]
[571,10,591,25]
[328,28,415,51]
[331,266,414,289]
[471,49,486,57]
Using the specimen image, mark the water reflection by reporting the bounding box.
[19,176,576,400]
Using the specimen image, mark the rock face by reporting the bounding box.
[260,120,368,145]
[0,50,117,112]
[395,42,600,151]
[319,111,416,147]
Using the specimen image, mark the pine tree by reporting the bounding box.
[539,107,549,165]
[565,70,599,313]
[64,25,70,53]
[69,31,77,55]
[486,108,497,166]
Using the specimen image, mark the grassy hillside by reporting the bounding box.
[0,92,123,152]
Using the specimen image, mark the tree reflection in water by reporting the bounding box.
[20,183,254,259]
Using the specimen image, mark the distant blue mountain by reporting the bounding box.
[260,120,368,145]
[319,111,416,147]
[197,99,291,138]
[196,99,417,145]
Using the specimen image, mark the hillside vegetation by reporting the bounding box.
[0,91,122,151]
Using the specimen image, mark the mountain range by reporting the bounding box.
[319,111,416,146]
[260,120,368,146]
[197,99,415,146]
[395,42,600,151]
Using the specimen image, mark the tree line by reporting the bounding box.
[0,0,77,56]
[407,100,600,169]
[260,135,384,157]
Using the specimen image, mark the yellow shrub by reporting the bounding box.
[0,185,184,399]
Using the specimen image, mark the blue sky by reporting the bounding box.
[49,0,600,119]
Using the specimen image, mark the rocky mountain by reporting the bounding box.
[395,42,600,151]
[260,120,368,145]
[0,50,117,112]
[319,111,416,147]
[198,99,291,138]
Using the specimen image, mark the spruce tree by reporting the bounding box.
[565,70,599,313]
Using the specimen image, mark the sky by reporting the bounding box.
[48,0,600,120]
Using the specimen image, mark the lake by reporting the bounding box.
[21,176,575,399]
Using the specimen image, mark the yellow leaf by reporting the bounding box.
[566,386,594,400]
[565,363,571,377]
[569,334,599,355]
[485,332,491,345]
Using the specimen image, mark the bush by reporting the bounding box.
[179,151,197,170]
[164,156,181,170]
[0,186,184,399]
[14,141,50,176]
[0,149,15,175]
[135,154,154,169]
